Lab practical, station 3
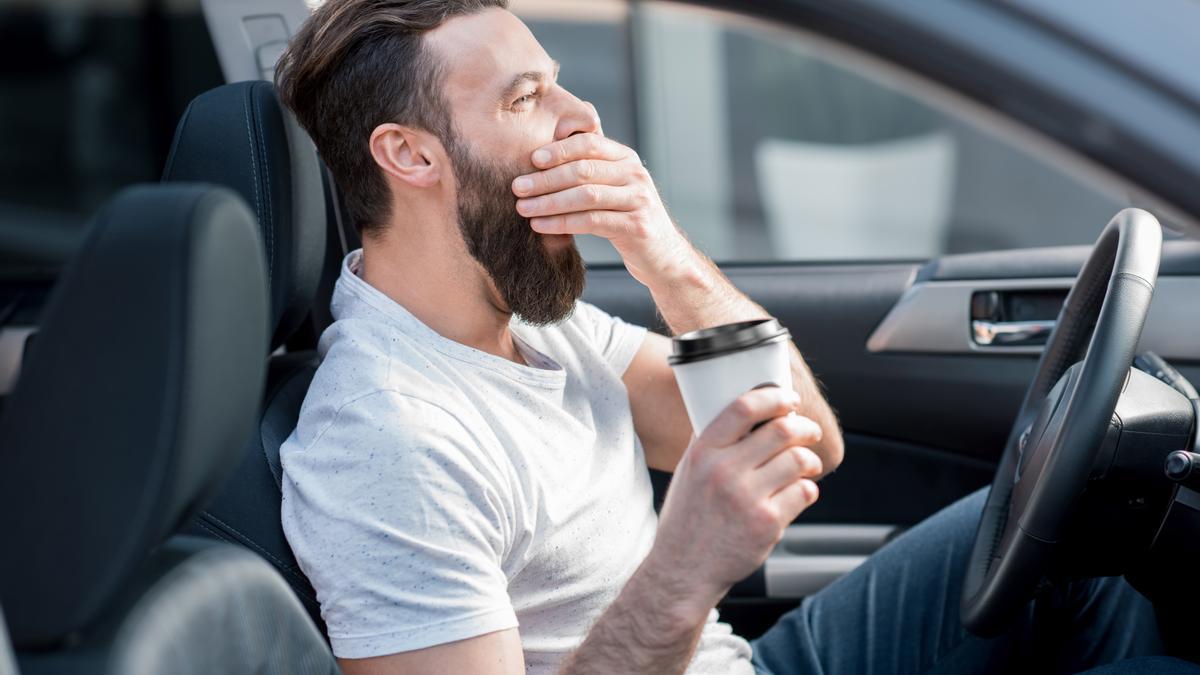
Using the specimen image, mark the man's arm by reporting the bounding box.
[559,387,823,674]
[511,131,839,672]
[337,629,524,675]
[515,134,844,476]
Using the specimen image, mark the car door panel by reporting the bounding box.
[584,238,1200,527]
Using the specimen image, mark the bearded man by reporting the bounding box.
[274,1,1174,673]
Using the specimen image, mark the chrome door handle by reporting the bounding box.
[972,319,1056,347]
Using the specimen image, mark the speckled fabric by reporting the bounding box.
[280,251,752,673]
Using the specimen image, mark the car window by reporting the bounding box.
[0,0,223,267]
[511,0,636,265]
[514,1,1144,264]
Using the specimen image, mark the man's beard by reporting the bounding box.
[449,138,586,326]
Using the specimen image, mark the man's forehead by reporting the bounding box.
[426,8,553,98]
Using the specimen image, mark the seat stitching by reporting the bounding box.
[193,518,234,544]
[160,100,194,179]
[242,89,269,291]
[201,510,293,572]
[192,518,317,602]
[253,85,276,289]
[198,513,318,603]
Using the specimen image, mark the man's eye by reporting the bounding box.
[513,93,537,108]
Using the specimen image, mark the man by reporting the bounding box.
[274,1,1174,673]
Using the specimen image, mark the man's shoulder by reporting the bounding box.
[297,318,474,443]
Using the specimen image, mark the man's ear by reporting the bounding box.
[369,123,442,188]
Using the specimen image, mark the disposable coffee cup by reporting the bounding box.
[668,319,794,434]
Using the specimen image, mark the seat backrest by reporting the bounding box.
[187,355,324,628]
[0,184,269,649]
[163,80,326,351]
[0,184,337,674]
[30,535,336,675]
[163,82,330,629]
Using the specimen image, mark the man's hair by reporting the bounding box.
[275,0,508,236]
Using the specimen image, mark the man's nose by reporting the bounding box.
[554,92,601,140]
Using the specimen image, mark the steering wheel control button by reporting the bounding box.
[1014,425,1033,482]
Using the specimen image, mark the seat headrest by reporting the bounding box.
[0,184,269,648]
[163,81,326,350]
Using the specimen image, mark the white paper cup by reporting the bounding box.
[669,319,794,434]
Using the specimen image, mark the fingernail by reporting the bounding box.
[513,177,532,193]
[532,149,551,165]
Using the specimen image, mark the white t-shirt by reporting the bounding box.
[280,250,753,673]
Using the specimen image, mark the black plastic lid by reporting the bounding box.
[668,318,790,365]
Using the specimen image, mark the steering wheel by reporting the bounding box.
[960,208,1163,636]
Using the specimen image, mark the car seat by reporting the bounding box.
[0,184,338,674]
[163,81,332,631]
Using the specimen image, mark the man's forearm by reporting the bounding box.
[647,245,844,475]
[558,554,715,675]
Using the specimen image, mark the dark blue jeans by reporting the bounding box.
[751,487,1196,674]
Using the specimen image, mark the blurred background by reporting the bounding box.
[0,0,1188,266]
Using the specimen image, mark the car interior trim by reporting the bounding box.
[763,524,897,598]
[867,276,1200,360]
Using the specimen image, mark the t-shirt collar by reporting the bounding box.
[332,250,565,388]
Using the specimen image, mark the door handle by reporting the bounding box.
[971,319,1055,347]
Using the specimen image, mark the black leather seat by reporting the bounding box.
[163,81,331,630]
[0,184,337,674]
[162,80,326,348]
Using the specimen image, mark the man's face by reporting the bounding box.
[427,8,600,325]
[446,135,584,326]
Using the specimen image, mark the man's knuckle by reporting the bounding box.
[769,416,795,444]
[748,503,778,535]
[812,422,825,444]
[804,480,821,504]
[786,446,805,474]
[791,416,819,441]
[793,447,821,477]
[583,185,603,206]
[731,397,755,419]
[575,160,595,181]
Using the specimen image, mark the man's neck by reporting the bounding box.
[358,234,526,365]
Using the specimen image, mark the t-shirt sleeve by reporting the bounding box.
[280,390,517,659]
[573,300,648,376]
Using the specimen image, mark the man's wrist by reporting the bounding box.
[641,243,712,301]
[559,550,715,674]
[632,547,725,637]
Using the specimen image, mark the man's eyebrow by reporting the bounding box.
[499,60,561,103]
